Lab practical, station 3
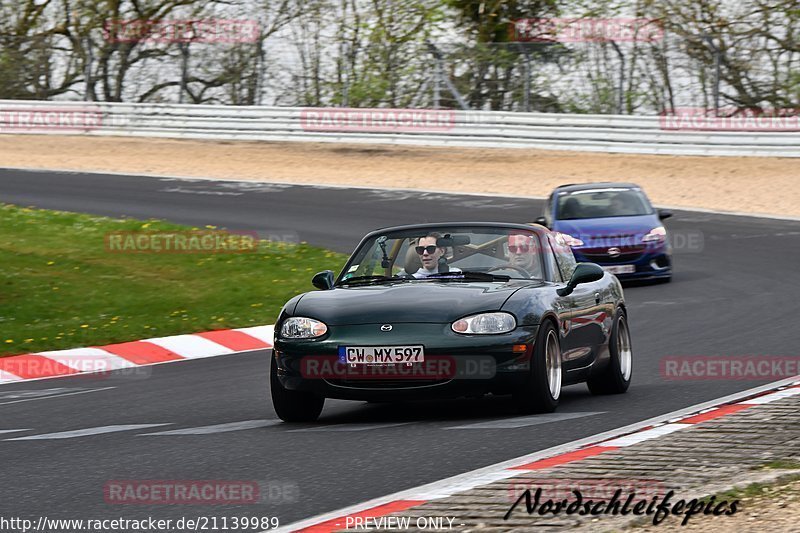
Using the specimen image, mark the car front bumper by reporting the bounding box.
[273,323,540,401]
[573,245,672,280]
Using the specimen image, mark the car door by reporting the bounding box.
[546,234,588,367]
[567,281,606,364]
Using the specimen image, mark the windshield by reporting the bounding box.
[337,226,545,283]
[557,188,653,220]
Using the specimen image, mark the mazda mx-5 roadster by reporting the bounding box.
[270,223,633,422]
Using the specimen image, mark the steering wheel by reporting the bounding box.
[487,265,531,277]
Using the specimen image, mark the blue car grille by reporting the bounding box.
[578,240,646,264]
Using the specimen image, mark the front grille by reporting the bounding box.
[582,252,643,264]
[579,243,645,264]
[584,233,637,244]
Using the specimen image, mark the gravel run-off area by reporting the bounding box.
[1,134,798,218]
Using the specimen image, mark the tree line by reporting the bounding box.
[0,0,797,113]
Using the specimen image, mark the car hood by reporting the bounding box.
[554,214,660,236]
[293,281,537,325]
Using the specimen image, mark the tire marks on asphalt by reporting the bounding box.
[0,387,115,406]
[288,422,412,433]
[140,419,281,436]
[444,411,604,430]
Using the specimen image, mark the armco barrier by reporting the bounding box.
[1,100,798,157]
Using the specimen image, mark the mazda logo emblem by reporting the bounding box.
[607,247,621,257]
[380,324,393,331]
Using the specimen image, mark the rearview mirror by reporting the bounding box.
[534,216,548,228]
[557,263,604,296]
[437,234,471,247]
[312,270,335,290]
[658,209,673,220]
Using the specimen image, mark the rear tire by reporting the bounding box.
[270,357,324,422]
[587,310,632,395]
[513,321,561,414]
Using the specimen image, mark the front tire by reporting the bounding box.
[587,310,633,394]
[513,321,561,413]
[270,357,324,422]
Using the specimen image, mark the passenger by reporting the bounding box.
[506,233,540,277]
[609,194,634,215]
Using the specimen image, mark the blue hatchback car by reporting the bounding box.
[535,183,673,281]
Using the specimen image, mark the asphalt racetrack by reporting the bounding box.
[2,168,799,526]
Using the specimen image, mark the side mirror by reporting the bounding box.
[658,209,673,220]
[312,270,335,290]
[557,263,604,297]
[534,216,548,228]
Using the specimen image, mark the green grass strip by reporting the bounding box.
[0,204,348,356]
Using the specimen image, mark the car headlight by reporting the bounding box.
[554,232,585,247]
[642,226,667,243]
[280,317,328,339]
[452,312,516,334]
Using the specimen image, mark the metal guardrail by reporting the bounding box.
[1,100,798,157]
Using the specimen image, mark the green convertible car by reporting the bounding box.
[271,222,633,422]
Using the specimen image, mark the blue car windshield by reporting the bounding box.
[557,189,653,220]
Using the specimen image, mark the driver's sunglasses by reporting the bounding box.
[415,245,438,255]
[508,244,531,253]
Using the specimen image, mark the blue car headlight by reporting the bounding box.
[452,312,516,334]
[280,317,328,339]
[642,226,667,243]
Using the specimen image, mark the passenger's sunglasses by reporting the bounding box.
[415,245,438,255]
[508,245,531,253]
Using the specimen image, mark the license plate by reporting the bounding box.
[603,265,635,274]
[338,345,425,364]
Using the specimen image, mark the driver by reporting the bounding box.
[506,233,540,277]
[609,193,634,215]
